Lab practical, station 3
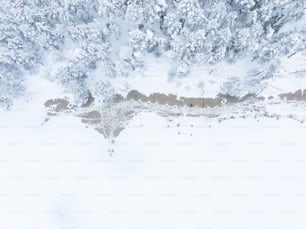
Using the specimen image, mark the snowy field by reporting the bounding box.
[2,1,306,227]
[1,79,306,229]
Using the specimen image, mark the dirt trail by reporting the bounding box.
[126,90,255,108]
[44,89,306,139]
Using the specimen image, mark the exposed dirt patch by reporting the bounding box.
[126,90,184,106]
[279,89,306,101]
[80,110,101,125]
[90,108,135,138]
[126,90,256,108]
[45,89,306,139]
[44,98,74,112]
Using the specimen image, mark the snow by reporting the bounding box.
[109,57,263,98]
[119,45,133,60]
[260,52,306,97]
[1,77,306,228]
[2,1,306,227]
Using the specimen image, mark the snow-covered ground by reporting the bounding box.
[2,1,306,228]
[1,77,306,229]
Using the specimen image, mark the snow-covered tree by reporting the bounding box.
[1,0,306,107]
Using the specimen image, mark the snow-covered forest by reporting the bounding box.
[3,2,306,228]
[1,0,306,107]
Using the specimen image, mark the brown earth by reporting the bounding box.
[44,89,306,138]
